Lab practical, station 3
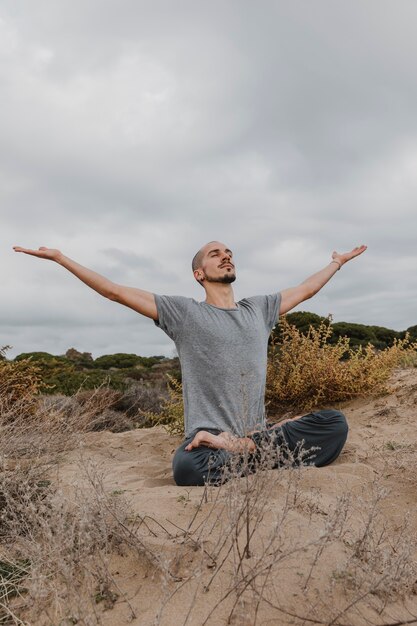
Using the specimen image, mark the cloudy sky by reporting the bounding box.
[2,1,417,359]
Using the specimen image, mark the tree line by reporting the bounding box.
[1,313,415,395]
[272,311,417,351]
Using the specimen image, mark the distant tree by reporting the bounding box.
[270,312,408,351]
[65,348,94,368]
[285,311,328,334]
[14,351,64,362]
[331,323,401,350]
[406,325,417,341]
[330,322,374,348]
[370,325,401,349]
[94,353,144,369]
[271,311,328,343]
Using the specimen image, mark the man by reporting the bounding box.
[13,241,367,486]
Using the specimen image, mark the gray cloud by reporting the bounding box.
[2,1,417,358]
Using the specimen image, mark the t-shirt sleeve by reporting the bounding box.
[153,294,191,341]
[248,293,281,332]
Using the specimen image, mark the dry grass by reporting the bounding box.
[3,452,415,626]
[0,356,180,624]
[266,318,417,413]
[155,440,417,626]
[1,459,138,625]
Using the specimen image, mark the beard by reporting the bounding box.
[204,270,236,284]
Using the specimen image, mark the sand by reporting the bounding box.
[48,368,417,625]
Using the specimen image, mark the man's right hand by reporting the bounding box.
[13,246,62,262]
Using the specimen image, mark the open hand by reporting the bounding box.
[332,245,367,267]
[185,430,256,453]
[185,430,226,451]
[13,246,62,262]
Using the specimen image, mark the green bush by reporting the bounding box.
[93,353,161,369]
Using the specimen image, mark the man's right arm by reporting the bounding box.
[13,246,158,320]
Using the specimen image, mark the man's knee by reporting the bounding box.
[173,450,206,486]
[315,409,348,437]
[173,444,231,486]
[332,410,349,440]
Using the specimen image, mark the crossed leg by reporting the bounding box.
[172,409,348,487]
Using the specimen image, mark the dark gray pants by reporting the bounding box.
[172,409,348,486]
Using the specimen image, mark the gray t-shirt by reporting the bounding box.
[153,293,281,437]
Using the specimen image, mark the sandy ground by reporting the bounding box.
[48,368,417,626]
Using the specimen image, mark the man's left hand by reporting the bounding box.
[185,430,256,453]
[332,245,367,268]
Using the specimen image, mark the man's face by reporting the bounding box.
[197,242,236,284]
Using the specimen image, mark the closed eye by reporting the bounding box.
[209,249,233,257]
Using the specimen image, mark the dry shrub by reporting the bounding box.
[36,387,131,435]
[0,458,148,625]
[70,386,125,431]
[143,374,184,436]
[266,318,417,412]
[70,381,169,432]
[0,346,43,420]
[147,320,417,436]
[38,382,169,434]
[0,386,124,462]
[399,349,417,368]
[112,380,168,421]
[0,348,117,459]
[0,555,29,625]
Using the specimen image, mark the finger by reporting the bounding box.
[185,437,198,451]
[353,245,367,255]
[13,246,36,254]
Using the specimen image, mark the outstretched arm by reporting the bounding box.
[279,245,367,315]
[13,246,158,320]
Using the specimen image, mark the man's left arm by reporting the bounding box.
[279,245,367,315]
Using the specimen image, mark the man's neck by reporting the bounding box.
[204,284,237,309]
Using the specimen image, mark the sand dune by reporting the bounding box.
[41,369,417,625]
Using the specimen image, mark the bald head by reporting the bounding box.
[191,241,218,273]
[191,241,236,287]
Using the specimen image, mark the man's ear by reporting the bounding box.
[193,269,204,284]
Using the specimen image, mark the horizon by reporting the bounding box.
[4,310,415,361]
